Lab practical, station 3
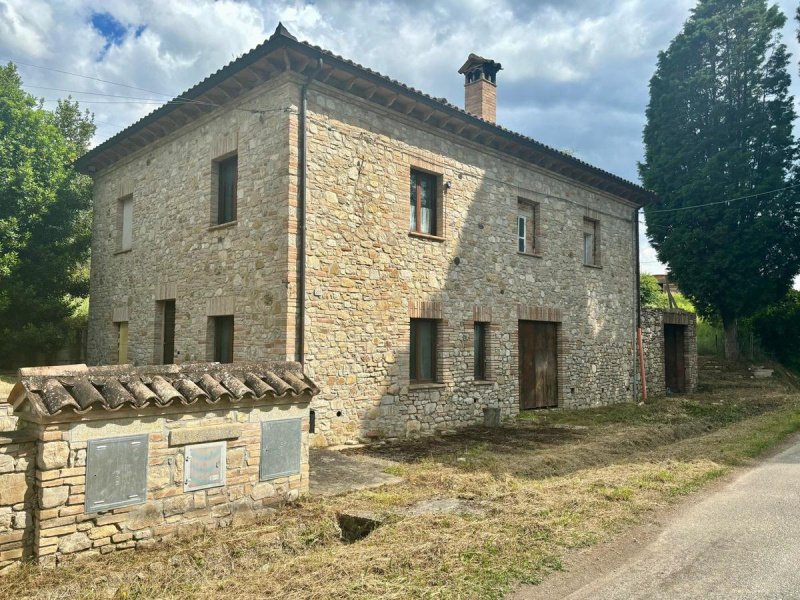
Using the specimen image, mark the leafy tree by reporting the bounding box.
[747,290,800,368]
[640,273,665,307]
[0,64,95,365]
[640,0,800,359]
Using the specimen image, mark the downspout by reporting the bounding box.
[635,207,647,401]
[296,59,324,365]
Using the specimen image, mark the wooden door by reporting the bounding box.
[162,300,176,364]
[519,321,558,409]
[664,324,686,393]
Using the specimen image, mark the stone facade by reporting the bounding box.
[84,31,651,447]
[0,431,36,568]
[640,307,698,396]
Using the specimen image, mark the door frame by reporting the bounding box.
[518,319,560,410]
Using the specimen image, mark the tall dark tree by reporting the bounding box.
[640,0,800,359]
[0,64,95,364]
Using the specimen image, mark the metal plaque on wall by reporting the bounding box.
[85,434,149,512]
[184,441,227,492]
[260,418,302,481]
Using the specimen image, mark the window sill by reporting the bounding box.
[473,380,496,386]
[207,220,238,232]
[113,248,132,256]
[583,263,603,269]
[408,382,446,391]
[518,251,543,259]
[408,231,445,243]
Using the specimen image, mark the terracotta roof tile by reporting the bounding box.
[8,361,318,418]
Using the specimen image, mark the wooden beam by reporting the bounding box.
[282,48,291,71]
[403,101,417,115]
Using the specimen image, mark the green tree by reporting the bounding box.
[747,290,800,368]
[640,273,666,307]
[639,0,800,360]
[0,64,95,364]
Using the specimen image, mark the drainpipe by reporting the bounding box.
[634,207,647,401]
[296,59,324,365]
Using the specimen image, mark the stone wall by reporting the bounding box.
[87,73,643,447]
[0,397,310,568]
[640,307,697,396]
[86,75,299,367]
[300,83,640,444]
[0,431,36,569]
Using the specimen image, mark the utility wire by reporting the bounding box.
[5,58,173,97]
[646,183,800,213]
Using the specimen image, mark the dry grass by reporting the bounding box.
[3,363,800,600]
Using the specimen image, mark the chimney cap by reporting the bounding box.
[458,53,502,76]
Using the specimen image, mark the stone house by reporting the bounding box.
[0,361,316,567]
[76,24,658,447]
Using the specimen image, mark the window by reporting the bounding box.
[117,195,133,251]
[410,319,438,383]
[216,154,238,224]
[583,218,598,266]
[409,169,438,235]
[159,300,176,364]
[212,315,234,363]
[517,199,539,255]
[474,322,488,380]
[116,322,128,364]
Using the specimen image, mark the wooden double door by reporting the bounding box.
[664,324,686,393]
[519,321,558,409]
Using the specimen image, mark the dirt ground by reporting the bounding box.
[1,360,799,599]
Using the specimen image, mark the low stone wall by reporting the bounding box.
[29,402,309,566]
[0,431,36,569]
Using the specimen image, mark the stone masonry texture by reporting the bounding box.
[88,73,643,446]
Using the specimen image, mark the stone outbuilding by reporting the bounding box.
[0,361,317,568]
[640,307,698,395]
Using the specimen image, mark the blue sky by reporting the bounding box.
[1,0,798,285]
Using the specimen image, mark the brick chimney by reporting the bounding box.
[458,54,502,123]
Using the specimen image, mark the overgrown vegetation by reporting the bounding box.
[0,63,94,367]
[3,364,799,599]
[640,0,800,359]
[639,273,694,311]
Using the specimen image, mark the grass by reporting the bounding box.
[2,363,800,599]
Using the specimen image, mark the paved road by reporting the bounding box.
[551,438,800,599]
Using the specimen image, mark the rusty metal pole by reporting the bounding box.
[637,326,647,401]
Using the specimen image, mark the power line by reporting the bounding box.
[5,57,173,97]
[24,85,165,102]
[646,183,800,213]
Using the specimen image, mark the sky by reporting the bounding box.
[1,0,799,285]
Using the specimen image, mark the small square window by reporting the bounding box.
[117,194,133,251]
[215,155,238,224]
[212,315,234,363]
[409,169,439,235]
[410,318,438,383]
[474,322,488,380]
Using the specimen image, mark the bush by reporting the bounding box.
[748,291,800,369]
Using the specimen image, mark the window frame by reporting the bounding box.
[159,300,176,364]
[410,318,438,384]
[517,215,527,254]
[212,315,234,363]
[215,154,238,225]
[116,194,133,252]
[409,168,439,236]
[583,217,599,266]
[473,321,488,381]
[116,321,129,364]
